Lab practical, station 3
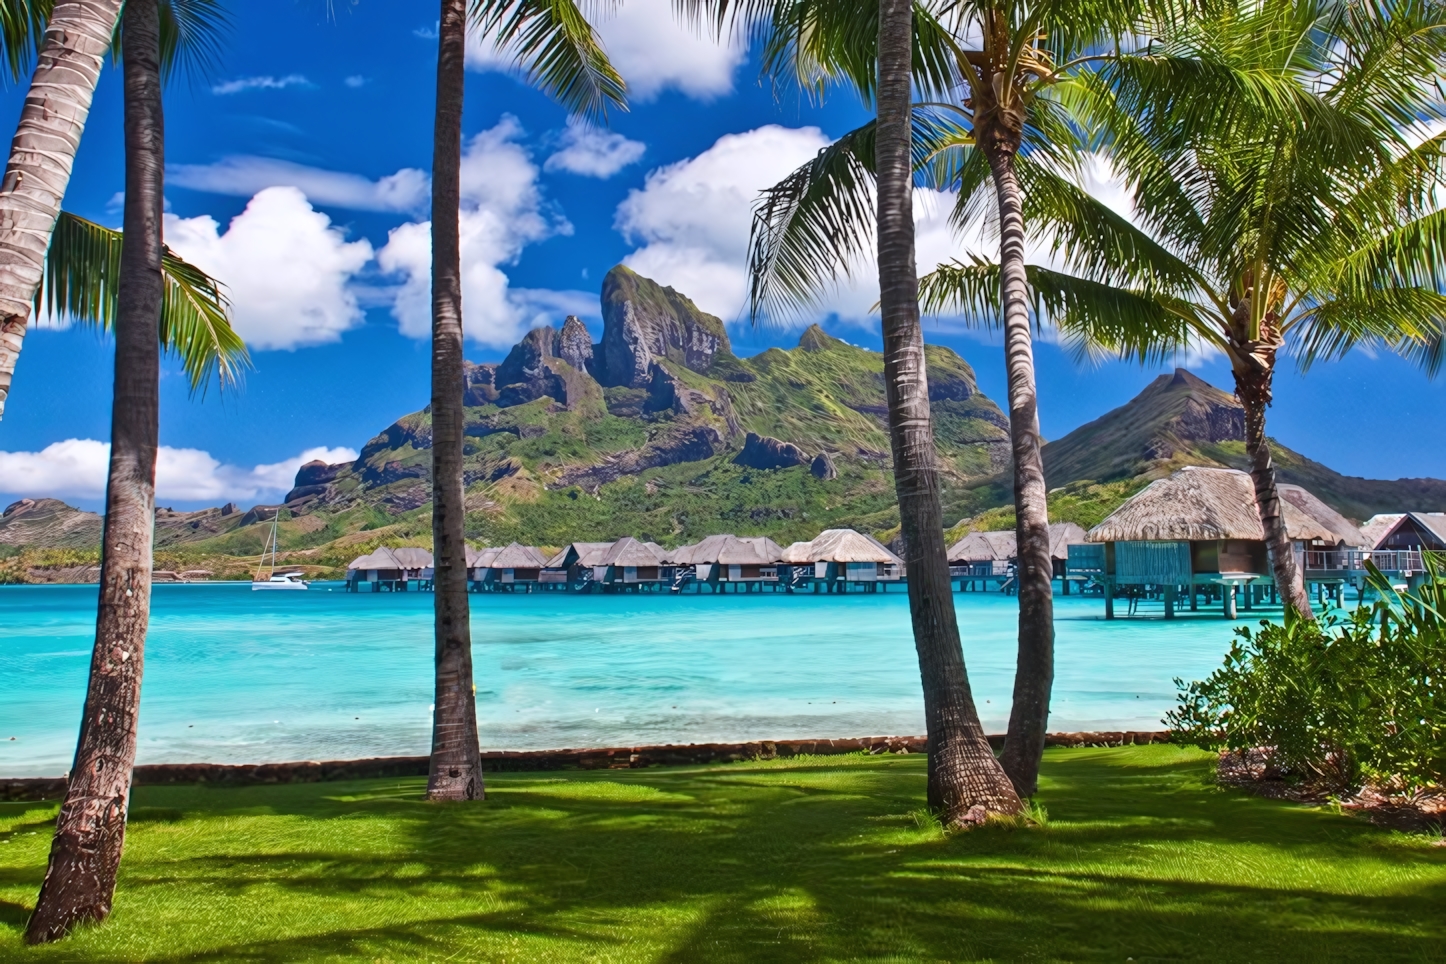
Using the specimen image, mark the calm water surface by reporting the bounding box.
[0,583,1263,776]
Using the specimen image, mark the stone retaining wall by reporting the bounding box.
[1,731,1169,802]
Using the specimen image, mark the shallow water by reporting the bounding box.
[0,582,1268,777]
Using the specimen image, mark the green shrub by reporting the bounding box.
[1168,562,1445,792]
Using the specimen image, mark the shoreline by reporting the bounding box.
[1,731,1169,801]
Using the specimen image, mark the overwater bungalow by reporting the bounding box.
[543,541,614,589]
[670,534,784,592]
[346,547,406,592]
[595,537,670,590]
[478,542,550,591]
[947,522,1086,592]
[782,528,902,592]
[1078,466,1360,618]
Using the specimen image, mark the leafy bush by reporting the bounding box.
[1168,562,1445,791]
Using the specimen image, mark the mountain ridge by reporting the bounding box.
[3,267,1443,580]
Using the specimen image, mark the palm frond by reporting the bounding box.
[1293,286,1446,375]
[473,0,627,121]
[111,0,232,82]
[39,211,249,391]
[0,0,47,84]
[919,257,1203,363]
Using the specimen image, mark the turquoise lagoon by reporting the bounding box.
[0,583,1259,777]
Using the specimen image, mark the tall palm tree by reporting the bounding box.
[740,0,1147,800]
[26,0,237,943]
[426,0,625,802]
[921,0,1446,620]
[688,0,1024,819]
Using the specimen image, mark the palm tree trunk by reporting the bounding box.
[984,149,1055,799]
[876,0,1021,823]
[1231,357,1313,620]
[25,0,164,943]
[426,0,483,802]
[0,0,125,419]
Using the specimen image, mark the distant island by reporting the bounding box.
[4,264,1445,584]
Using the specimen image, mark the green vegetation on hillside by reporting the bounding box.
[2,746,1441,961]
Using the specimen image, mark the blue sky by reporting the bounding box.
[0,0,1442,512]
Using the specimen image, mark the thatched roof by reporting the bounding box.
[1360,513,1404,548]
[390,547,434,569]
[1048,522,1087,560]
[787,528,900,564]
[671,534,784,565]
[347,547,403,571]
[947,522,1087,563]
[947,530,1016,563]
[544,542,613,568]
[468,546,502,569]
[1087,467,1337,543]
[781,541,814,564]
[1278,485,1367,547]
[490,542,550,568]
[601,536,666,567]
[1375,512,1446,549]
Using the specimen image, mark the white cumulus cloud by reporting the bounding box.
[544,120,645,178]
[212,74,311,95]
[169,156,430,213]
[615,125,834,321]
[164,187,375,350]
[0,441,358,503]
[377,117,576,348]
[466,0,746,101]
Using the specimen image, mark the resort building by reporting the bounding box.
[669,534,784,592]
[595,537,671,590]
[543,541,615,589]
[947,522,1087,592]
[1077,466,1365,618]
[476,542,551,591]
[781,528,903,592]
[345,547,433,592]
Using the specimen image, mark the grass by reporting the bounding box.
[1,746,1443,961]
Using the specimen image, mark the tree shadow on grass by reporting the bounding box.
[5,750,1445,962]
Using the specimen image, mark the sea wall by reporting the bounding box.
[1,732,1169,802]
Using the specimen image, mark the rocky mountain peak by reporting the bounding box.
[596,265,733,387]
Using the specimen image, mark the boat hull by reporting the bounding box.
[252,582,308,591]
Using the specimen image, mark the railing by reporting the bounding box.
[1303,549,1432,573]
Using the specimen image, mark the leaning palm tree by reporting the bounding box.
[737,0,1153,801]
[0,0,125,419]
[424,0,625,802]
[921,0,1446,620]
[26,0,239,943]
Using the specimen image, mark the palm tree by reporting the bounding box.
[740,0,1148,801]
[426,0,624,802]
[686,0,1026,819]
[0,0,126,419]
[26,0,237,943]
[921,0,1446,620]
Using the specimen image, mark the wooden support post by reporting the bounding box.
[1190,582,1198,611]
[1242,584,1252,610]
[1105,582,1115,620]
[1063,577,1070,596]
[1225,584,1237,619]
[1164,585,1176,619]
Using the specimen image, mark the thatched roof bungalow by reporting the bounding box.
[948,522,1086,581]
[347,547,403,581]
[486,542,550,586]
[1372,512,1446,552]
[1084,467,1353,616]
[1360,514,1404,549]
[670,534,783,585]
[784,528,902,587]
[545,542,615,570]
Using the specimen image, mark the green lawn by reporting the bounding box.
[2,746,1442,962]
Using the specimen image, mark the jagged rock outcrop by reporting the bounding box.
[595,265,735,387]
[285,459,348,503]
[463,362,499,406]
[811,452,838,480]
[734,432,810,471]
[556,315,593,373]
[494,325,592,408]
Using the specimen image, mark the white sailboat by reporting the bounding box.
[252,510,308,590]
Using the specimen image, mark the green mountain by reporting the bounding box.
[8,270,1444,579]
